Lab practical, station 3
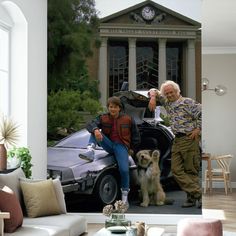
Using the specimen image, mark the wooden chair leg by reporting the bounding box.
[228,175,233,193]
[204,172,207,194]
[223,175,228,195]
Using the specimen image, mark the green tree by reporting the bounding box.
[47,90,103,140]
[48,0,100,97]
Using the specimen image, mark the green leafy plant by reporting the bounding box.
[160,113,171,127]
[7,147,33,178]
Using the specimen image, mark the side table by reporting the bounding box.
[0,212,10,236]
[0,167,18,174]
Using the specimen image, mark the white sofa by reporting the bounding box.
[4,213,87,236]
[0,168,87,236]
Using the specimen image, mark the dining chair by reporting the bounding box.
[204,154,233,195]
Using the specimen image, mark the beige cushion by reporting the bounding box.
[23,213,87,236]
[19,178,67,214]
[20,179,61,218]
[4,225,68,236]
[52,179,67,213]
[0,168,25,205]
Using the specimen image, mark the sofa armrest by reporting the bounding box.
[0,212,10,236]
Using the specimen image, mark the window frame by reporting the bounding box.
[0,24,10,116]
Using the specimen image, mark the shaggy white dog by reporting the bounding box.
[136,149,166,207]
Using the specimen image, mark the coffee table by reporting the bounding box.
[94,227,127,236]
[94,226,165,236]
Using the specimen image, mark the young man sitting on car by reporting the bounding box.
[79,96,140,206]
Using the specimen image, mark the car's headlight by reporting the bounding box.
[47,169,62,180]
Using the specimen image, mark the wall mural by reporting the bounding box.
[47,0,202,219]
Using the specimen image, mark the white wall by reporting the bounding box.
[0,0,47,178]
[1,0,234,225]
[202,53,236,185]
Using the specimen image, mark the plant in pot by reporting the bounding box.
[0,115,19,171]
[7,147,33,178]
[103,200,131,228]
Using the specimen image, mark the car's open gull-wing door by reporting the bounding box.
[114,90,153,125]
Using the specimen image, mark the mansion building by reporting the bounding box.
[87,0,201,106]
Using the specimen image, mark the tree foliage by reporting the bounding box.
[47,0,103,140]
[48,0,100,96]
[48,90,103,140]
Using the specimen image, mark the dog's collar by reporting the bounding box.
[138,162,152,171]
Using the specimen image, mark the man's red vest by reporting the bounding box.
[100,114,132,148]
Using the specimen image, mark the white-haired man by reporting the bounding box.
[148,80,202,208]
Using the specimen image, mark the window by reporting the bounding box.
[0,26,10,115]
[108,41,128,96]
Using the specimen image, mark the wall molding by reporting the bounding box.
[78,213,201,224]
[202,47,236,55]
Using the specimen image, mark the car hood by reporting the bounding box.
[47,147,84,167]
[47,147,112,168]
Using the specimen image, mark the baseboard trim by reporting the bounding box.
[78,213,202,224]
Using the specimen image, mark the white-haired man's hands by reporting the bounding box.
[148,88,160,111]
[148,88,159,97]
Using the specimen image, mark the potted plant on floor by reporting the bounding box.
[0,115,19,171]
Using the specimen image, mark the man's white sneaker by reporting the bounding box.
[121,189,129,208]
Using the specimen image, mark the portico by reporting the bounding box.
[95,1,201,106]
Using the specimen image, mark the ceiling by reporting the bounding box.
[202,0,236,53]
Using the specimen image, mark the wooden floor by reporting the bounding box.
[202,189,236,232]
[83,189,236,235]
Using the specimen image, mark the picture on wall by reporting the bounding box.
[47,0,202,216]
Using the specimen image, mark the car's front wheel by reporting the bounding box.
[94,172,119,206]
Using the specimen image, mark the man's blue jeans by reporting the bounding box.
[89,134,129,191]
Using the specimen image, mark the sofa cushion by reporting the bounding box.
[0,168,25,204]
[0,186,23,233]
[20,179,61,218]
[4,225,68,236]
[23,213,87,236]
[19,178,67,214]
[52,179,67,214]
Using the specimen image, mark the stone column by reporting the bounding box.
[158,38,167,87]
[128,38,136,90]
[98,37,108,106]
[186,39,196,99]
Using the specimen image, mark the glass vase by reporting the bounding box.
[105,213,131,228]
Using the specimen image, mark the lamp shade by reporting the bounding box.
[215,85,227,96]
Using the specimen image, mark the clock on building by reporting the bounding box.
[141,6,155,20]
